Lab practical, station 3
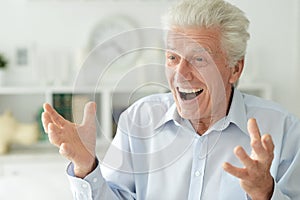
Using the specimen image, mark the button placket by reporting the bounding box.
[188,137,208,199]
[194,170,201,177]
[197,136,208,198]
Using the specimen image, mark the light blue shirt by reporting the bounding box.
[67,89,300,200]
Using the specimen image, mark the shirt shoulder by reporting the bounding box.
[126,92,174,113]
[241,92,300,127]
[117,93,175,130]
[242,92,290,115]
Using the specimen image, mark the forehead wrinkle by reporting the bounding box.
[167,38,214,54]
[166,42,212,56]
[167,27,222,54]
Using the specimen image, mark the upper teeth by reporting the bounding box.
[178,88,203,93]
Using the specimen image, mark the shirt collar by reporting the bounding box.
[155,88,248,135]
[226,88,248,135]
[154,103,179,130]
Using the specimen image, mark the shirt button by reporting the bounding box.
[195,170,201,177]
[92,178,98,183]
[82,184,88,188]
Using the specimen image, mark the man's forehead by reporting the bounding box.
[166,44,210,54]
[165,29,220,54]
[166,37,211,53]
[167,31,205,45]
[167,30,195,40]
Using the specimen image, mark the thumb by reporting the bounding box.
[82,101,97,126]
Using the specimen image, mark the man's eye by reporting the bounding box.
[168,55,176,60]
[193,56,208,67]
[196,57,204,62]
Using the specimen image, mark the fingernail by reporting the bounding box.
[235,147,242,155]
[265,135,271,143]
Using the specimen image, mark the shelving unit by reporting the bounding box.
[0,85,168,144]
[0,86,98,143]
[0,82,272,153]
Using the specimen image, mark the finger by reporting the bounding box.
[48,123,63,147]
[248,118,268,158]
[222,162,248,179]
[82,102,97,127]
[234,146,255,168]
[43,103,67,127]
[262,134,275,153]
[251,138,268,159]
[41,112,52,133]
[247,118,261,140]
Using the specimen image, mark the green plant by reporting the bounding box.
[0,53,8,69]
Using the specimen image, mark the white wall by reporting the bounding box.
[0,0,172,86]
[0,0,300,117]
[228,0,300,117]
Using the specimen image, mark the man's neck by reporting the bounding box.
[190,87,234,136]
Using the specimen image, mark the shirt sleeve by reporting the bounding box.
[255,115,300,200]
[271,115,300,199]
[245,180,290,200]
[66,159,136,200]
[270,181,291,200]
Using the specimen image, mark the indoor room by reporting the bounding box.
[0,0,299,199]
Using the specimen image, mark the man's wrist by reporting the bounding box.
[248,178,274,200]
[74,157,97,178]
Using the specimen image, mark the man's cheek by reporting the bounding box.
[165,67,175,86]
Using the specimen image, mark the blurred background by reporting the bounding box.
[0,0,299,199]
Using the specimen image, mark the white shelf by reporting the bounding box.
[0,138,110,159]
[0,84,167,155]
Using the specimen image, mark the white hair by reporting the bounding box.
[162,0,250,67]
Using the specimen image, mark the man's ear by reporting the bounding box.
[229,59,244,84]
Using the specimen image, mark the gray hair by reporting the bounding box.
[162,0,250,67]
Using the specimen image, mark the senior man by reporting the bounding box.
[42,0,300,199]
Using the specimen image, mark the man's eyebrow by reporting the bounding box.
[165,45,176,51]
[192,47,212,54]
[165,45,213,55]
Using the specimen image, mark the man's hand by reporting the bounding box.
[42,102,97,178]
[223,118,275,200]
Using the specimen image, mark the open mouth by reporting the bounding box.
[177,87,204,101]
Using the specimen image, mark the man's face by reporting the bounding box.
[165,27,238,122]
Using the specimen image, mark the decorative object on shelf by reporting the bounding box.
[14,44,35,69]
[9,43,38,86]
[88,15,141,53]
[53,93,73,122]
[0,111,39,154]
[82,15,142,86]
[0,53,8,86]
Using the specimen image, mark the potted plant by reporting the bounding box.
[0,53,8,85]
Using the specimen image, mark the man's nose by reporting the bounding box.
[176,58,193,81]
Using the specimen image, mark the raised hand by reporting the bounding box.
[42,102,97,178]
[223,118,275,200]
